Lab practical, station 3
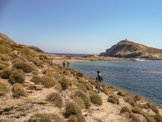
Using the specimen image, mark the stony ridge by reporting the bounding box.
[100,39,162,60]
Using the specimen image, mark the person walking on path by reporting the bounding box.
[62,60,66,68]
[67,61,70,68]
[96,70,103,93]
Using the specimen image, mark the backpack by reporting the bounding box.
[98,74,103,81]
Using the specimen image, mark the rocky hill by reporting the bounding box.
[100,39,162,60]
[0,34,162,122]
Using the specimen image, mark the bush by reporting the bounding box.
[59,78,70,90]
[0,81,10,96]
[117,91,127,97]
[83,82,93,90]
[76,72,84,77]
[28,113,65,122]
[134,95,142,101]
[68,115,78,122]
[12,83,27,98]
[124,96,136,107]
[0,64,8,70]
[130,113,141,122]
[0,44,11,54]
[46,92,63,108]
[54,83,62,92]
[120,106,131,114]
[142,103,159,114]
[73,96,85,109]
[64,102,82,118]
[13,62,35,73]
[76,114,86,122]
[152,114,162,122]
[74,91,91,109]
[41,76,56,88]
[108,94,119,104]
[101,83,109,95]
[89,91,102,106]
[131,107,143,114]
[78,83,87,93]
[9,69,25,84]
[31,75,43,85]
[0,68,12,79]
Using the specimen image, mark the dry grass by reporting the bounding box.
[9,69,25,84]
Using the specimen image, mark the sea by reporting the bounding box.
[70,61,162,107]
[51,53,90,57]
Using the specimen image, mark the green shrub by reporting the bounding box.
[64,102,82,118]
[74,91,91,109]
[46,92,63,108]
[68,115,78,122]
[89,91,102,106]
[73,96,85,109]
[0,81,10,96]
[41,76,56,88]
[124,96,136,107]
[0,68,12,79]
[31,75,43,85]
[152,114,162,122]
[12,83,27,98]
[0,64,8,70]
[59,78,70,90]
[13,62,35,73]
[39,55,48,61]
[78,83,87,93]
[9,69,25,84]
[120,106,131,114]
[28,113,65,122]
[108,94,119,104]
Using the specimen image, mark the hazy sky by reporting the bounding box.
[0,0,162,54]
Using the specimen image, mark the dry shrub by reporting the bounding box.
[0,81,10,96]
[41,75,56,88]
[152,114,162,122]
[28,113,65,122]
[124,95,136,107]
[117,90,127,97]
[13,62,35,73]
[108,94,119,104]
[74,90,91,109]
[31,75,42,85]
[73,96,85,109]
[0,64,8,70]
[9,69,25,84]
[12,83,27,98]
[83,82,93,90]
[54,83,62,92]
[46,92,63,108]
[68,115,78,122]
[78,83,87,93]
[89,91,102,106]
[0,68,12,79]
[64,102,81,118]
[76,72,84,77]
[59,78,70,90]
[134,95,142,101]
[101,83,109,95]
[142,103,159,114]
[120,106,131,114]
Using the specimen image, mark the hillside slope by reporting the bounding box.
[0,34,162,122]
[100,39,162,60]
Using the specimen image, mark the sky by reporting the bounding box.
[0,0,162,54]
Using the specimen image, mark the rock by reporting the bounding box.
[34,85,43,90]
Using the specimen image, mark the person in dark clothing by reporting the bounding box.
[67,61,70,68]
[62,60,66,68]
[96,70,103,93]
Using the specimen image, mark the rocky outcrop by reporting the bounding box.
[100,39,162,60]
[0,33,16,44]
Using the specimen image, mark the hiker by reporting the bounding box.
[67,61,70,68]
[62,60,66,68]
[96,70,103,93]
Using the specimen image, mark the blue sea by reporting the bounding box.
[51,53,90,57]
[70,61,162,107]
